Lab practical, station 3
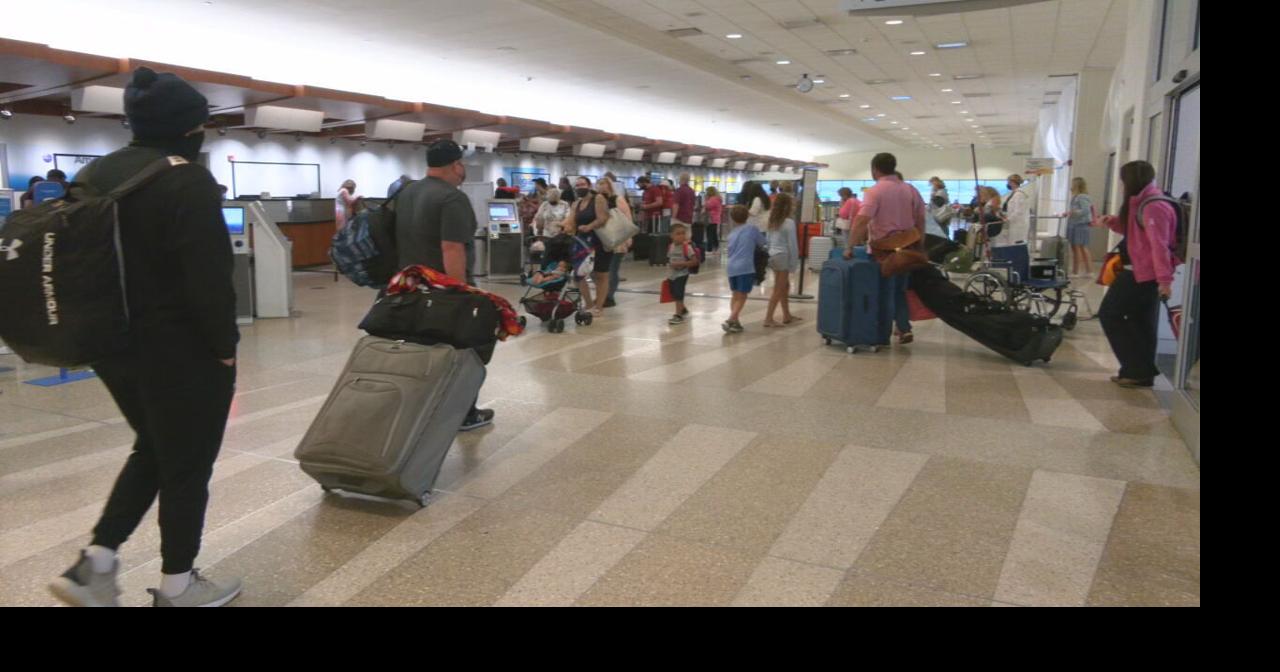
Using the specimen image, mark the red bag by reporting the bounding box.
[906,289,936,321]
[660,279,675,304]
[1165,300,1183,339]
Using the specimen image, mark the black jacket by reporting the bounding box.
[77,144,239,360]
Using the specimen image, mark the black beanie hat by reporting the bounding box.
[427,139,464,168]
[124,67,209,140]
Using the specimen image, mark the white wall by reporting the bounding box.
[1071,67,1116,257]
[1,113,770,198]
[813,146,1031,181]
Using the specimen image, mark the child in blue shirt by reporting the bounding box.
[723,204,765,334]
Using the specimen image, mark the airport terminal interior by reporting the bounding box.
[0,0,1199,607]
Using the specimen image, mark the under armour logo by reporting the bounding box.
[0,239,21,261]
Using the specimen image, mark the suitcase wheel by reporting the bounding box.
[519,316,528,329]
[418,493,431,508]
[823,337,832,346]
[847,346,857,354]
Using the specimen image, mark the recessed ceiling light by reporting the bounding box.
[813,79,826,84]
[891,96,912,101]
[910,51,927,56]
[877,113,887,117]
[942,88,954,92]
[951,100,963,104]
[890,121,899,125]
[960,110,969,114]
[886,20,904,25]
[859,104,871,109]
[839,94,851,98]
[726,33,743,39]
[863,118,879,122]
[936,42,969,49]
[929,73,942,77]
[776,60,792,65]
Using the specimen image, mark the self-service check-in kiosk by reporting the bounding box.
[226,200,294,321]
[223,206,254,325]
[486,200,523,278]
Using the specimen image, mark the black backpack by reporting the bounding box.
[1137,192,1191,264]
[330,184,410,288]
[0,156,185,367]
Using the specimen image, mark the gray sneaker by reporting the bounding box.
[49,551,120,607]
[668,314,685,325]
[148,569,242,608]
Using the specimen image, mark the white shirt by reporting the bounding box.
[995,188,1031,248]
[747,197,769,232]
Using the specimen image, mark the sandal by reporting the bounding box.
[763,321,782,328]
[782,316,803,325]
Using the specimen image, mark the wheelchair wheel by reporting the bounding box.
[964,272,1010,305]
[518,316,528,329]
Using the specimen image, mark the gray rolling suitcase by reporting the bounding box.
[295,336,486,507]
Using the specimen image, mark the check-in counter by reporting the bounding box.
[244,198,336,268]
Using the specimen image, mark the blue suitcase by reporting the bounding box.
[818,249,886,353]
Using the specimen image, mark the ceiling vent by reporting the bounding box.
[780,18,822,30]
[825,48,859,56]
[665,27,704,38]
[865,79,896,85]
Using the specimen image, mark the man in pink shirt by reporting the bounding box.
[843,153,925,344]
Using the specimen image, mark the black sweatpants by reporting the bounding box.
[1099,270,1161,382]
[90,351,236,574]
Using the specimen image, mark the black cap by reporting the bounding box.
[124,67,209,140]
[427,139,464,168]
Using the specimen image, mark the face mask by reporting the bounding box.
[575,188,590,198]
[176,132,205,161]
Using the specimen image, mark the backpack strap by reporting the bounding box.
[105,156,189,201]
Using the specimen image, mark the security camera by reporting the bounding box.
[256,130,267,139]
[796,74,814,94]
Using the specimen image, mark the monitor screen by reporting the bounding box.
[488,203,517,222]
[222,207,246,235]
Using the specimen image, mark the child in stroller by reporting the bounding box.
[520,235,594,333]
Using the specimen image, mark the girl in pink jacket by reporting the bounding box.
[1097,161,1179,388]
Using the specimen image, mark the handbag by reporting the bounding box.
[660,279,675,304]
[870,227,929,278]
[596,207,639,249]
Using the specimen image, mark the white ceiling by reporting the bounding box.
[533,0,1129,152]
[0,0,1128,160]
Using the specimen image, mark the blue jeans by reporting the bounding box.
[607,251,622,302]
[879,273,912,337]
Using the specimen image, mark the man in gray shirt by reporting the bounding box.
[395,140,492,430]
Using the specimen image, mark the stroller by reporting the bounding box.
[519,235,594,333]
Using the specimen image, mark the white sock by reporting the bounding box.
[85,545,116,573]
[160,571,192,598]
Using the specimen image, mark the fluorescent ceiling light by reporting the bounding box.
[776,60,791,65]
[936,42,969,49]
[942,88,954,92]
[891,96,912,101]
[813,79,826,84]
[839,94,851,98]
[929,73,942,77]
[951,100,963,104]
[877,113,886,117]
[726,34,743,39]
[886,20,904,25]
[859,104,871,108]
[910,51,926,56]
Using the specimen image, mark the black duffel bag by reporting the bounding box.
[358,287,500,351]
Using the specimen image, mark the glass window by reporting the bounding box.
[1159,0,1197,82]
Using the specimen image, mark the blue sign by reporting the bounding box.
[33,182,66,204]
[0,197,11,231]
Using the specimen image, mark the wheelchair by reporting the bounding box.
[963,244,1081,330]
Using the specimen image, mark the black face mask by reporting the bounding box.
[575,188,590,199]
[176,132,205,161]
